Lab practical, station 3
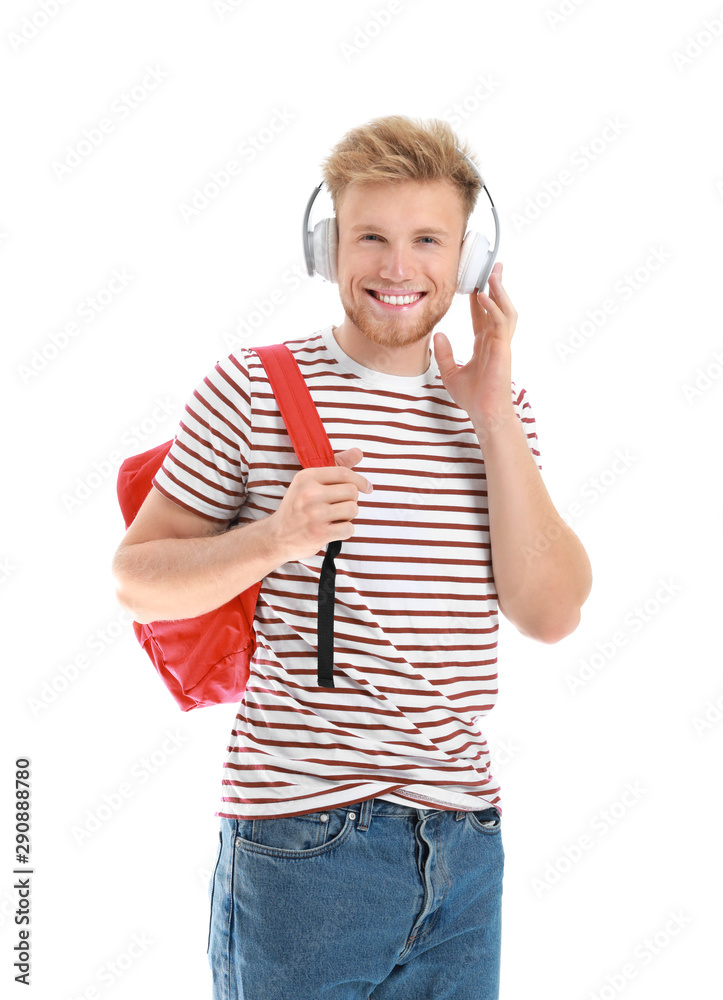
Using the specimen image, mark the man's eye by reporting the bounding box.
[360,235,438,244]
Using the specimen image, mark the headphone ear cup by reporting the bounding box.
[312,219,338,283]
[457,231,492,294]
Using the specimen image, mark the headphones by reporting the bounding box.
[302,148,500,294]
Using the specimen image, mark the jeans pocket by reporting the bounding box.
[235,808,354,858]
[467,807,502,835]
[207,828,223,955]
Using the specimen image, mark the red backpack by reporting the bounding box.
[116,344,342,711]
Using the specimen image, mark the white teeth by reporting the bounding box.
[372,292,422,305]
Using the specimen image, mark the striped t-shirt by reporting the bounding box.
[152,325,542,820]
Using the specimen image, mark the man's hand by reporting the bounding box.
[269,447,373,563]
[433,262,518,422]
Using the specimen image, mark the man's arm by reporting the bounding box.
[113,445,372,625]
[112,487,291,625]
[470,407,592,644]
[433,263,592,645]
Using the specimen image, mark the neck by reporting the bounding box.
[332,321,432,377]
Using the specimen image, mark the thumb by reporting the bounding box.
[433,331,455,380]
[334,447,364,469]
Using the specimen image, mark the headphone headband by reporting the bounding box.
[302,181,324,277]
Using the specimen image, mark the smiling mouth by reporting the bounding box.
[366,290,427,308]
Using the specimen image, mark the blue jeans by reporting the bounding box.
[207,796,504,999]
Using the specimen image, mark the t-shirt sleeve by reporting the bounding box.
[510,381,542,473]
[152,350,252,524]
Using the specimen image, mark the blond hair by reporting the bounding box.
[320,115,482,226]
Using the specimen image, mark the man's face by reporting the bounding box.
[335,178,466,351]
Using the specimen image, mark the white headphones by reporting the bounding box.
[302,148,500,294]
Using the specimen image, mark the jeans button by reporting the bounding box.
[349,812,356,820]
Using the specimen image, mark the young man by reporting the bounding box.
[113,115,592,999]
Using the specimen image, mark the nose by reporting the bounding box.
[378,242,417,282]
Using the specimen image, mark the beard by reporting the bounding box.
[337,279,457,351]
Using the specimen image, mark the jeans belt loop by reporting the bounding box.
[356,797,373,832]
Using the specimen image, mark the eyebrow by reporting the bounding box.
[349,223,452,238]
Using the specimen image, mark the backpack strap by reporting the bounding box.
[254,344,340,690]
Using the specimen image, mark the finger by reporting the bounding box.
[470,287,504,326]
[486,262,504,292]
[334,447,363,468]
[487,269,509,303]
[491,268,517,312]
[475,279,516,324]
[433,331,459,380]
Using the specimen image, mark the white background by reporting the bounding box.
[2,1,721,997]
